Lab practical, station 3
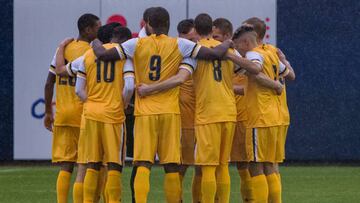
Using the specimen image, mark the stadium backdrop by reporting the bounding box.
[0,0,359,161]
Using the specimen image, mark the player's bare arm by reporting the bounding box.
[75,77,87,102]
[226,52,261,74]
[196,39,233,60]
[137,68,191,97]
[92,39,121,61]
[277,48,295,80]
[123,76,135,109]
[233,84,245,95]
[250,72,283,95]
[44,72,55,132]
[55,38,74,76]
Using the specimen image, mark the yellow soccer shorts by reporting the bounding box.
[247,126,285,163]
[133,114,181,164]
[52,126,80,163]
[77,115,86,164]
[181,128,195,165]
[276,125,289,162]
[195,122,236,165]
[230,121,252,162]
[85,119,126,165]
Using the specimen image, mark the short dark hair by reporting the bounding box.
[77,13,100,33]
[194,13,213,36]
[97,23,121,43]
[143,7,156,23]
[243,17,266,40]
[232,25,256,40]
[112,26,132,42]
[148,7,170,32]
[213,18,233,35]
[177,19,195,34]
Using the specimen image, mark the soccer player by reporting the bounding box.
[137,13,260,203]
[91,7,234,203]
[74,26,134,203]
[54,22,122,203]
[130,8,155,203]
[176,18,202,203]
[231,25,293,203]
[243,17,295,203]
[44,13,100,203]
[212,17,252,202]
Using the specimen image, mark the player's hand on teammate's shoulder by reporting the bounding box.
[274,81,284,95]
[59,38,74,48]
[223,39,234,48]
[44,112,54,132]
[91,38,103,48]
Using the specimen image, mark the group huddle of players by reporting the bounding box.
[44,6,295,203]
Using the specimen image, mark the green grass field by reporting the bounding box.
[0,165,359,203]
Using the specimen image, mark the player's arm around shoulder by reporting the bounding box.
[277,48,295,80]
[92,38,137,61]
[177,37,232,60]
[226,50,261,74]
[54,38,73,76]
[137,58,196,97]
[246,51,283,95]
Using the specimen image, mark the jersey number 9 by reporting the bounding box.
[149,55,161,81]
[96,60,115,83]
[212,59,222,82]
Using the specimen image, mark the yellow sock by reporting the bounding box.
[73,182,83,203]
[238,169,252,202]
[201,166,217,203]
[216,165,230,203]
[56,170,71,203]
[83,169,99,203]
[266,173,282,203]
[164,172,181,203]
[134,166,150,203]
[277,173,282,188]
[252,175,268,203]
[192,174,202,203]
[95,167,107,202]
[105,170,122,203]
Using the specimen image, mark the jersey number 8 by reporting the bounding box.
[149,55,161,81]
[96,60,115,83]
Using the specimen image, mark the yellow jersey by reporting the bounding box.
[265,44,290,125]
[77,43,133,124]
[49,40,90,127]
[179,79,196,129]
[245,44,284,128]
[233,74,248,122]
[117,34,201,116]
[192,38,237,125]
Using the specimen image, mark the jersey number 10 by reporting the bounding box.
[149,55,161,81]
[96,60,115,83]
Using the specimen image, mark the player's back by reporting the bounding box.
[233,74,248,122]
[246,44,282,127]
[54,40,90,127]
[193,38,236,125]
[82,43,126,124]
[133,34,191,116]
